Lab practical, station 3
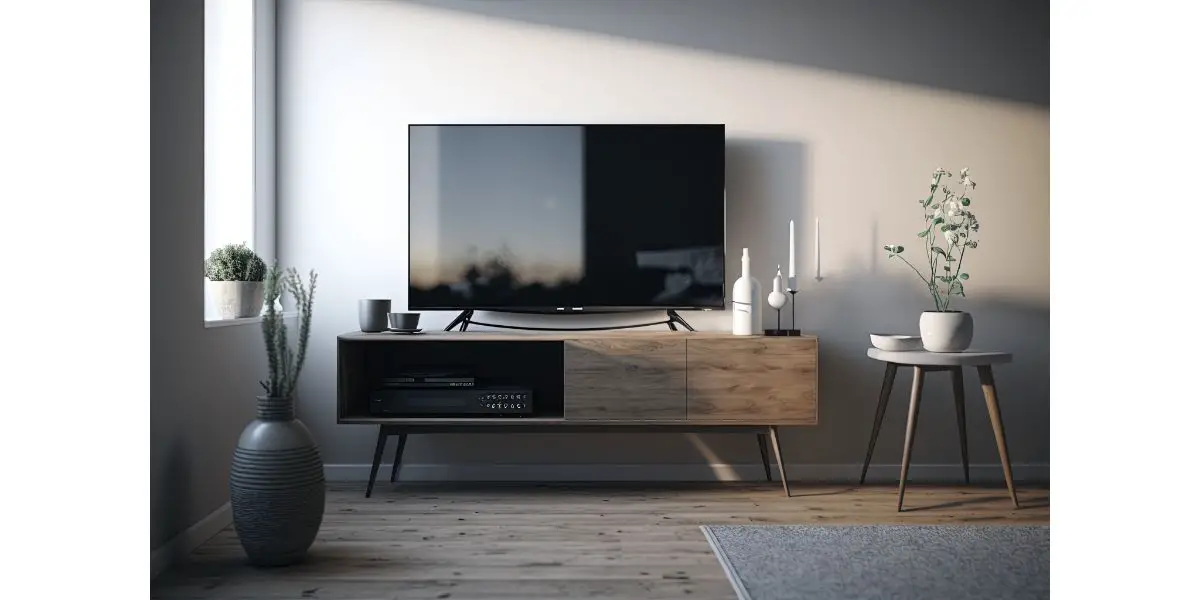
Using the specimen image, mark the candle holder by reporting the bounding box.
[764,267,790,336]
[786,289,802,335]
[764,311,787,335]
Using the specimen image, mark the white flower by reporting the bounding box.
[960,167,970,178]
[962,176,976,190]
[935,197,963,220]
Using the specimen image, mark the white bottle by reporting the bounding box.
[731,248,762,335]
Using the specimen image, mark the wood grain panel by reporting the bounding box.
[686,337,817,423]
[564,339,686,420]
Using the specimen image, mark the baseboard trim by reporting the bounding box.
[151,501,232,580]
[323,462,1049,484]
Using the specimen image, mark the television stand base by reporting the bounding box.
[443,309,696,332]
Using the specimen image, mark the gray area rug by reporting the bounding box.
[701,524,1048,600]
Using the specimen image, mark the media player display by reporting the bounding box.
[409,124,726,310]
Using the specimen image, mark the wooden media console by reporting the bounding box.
[336,331,818,496]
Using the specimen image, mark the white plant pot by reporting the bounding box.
[919,311,974,352]
[210,281,266,319]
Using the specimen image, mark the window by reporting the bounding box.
[204,0,275,322]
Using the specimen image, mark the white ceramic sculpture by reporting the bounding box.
[768,266,788,311]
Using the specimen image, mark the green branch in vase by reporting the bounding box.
[883,167,980,313]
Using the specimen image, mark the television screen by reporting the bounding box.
[408,124,726,311]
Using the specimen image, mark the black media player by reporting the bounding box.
[368,387,532,417]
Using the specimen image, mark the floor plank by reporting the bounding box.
[152,482,1050,600]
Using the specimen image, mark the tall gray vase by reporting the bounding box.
[230,396,326,566]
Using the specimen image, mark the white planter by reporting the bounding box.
[210,281,266,319]
[919,311,974,352]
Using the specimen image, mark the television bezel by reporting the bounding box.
[406,123,727,313]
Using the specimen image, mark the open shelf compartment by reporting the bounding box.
[338,339,565,421]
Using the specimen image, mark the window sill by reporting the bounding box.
[205,311,298,329]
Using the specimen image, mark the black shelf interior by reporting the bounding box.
[339,340,565,420]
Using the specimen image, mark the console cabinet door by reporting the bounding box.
[564,339,686,420]
[686,338,818,423]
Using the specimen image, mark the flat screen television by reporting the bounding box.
[408,124,726,312]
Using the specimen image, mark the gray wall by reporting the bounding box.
[278,0,1048,481]
[400,0,1050,106]
[151,0,267,552]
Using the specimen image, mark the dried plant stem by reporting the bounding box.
[259,264,318,399]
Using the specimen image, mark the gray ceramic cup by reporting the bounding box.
[388,312,421,330]
[358,299,391,332]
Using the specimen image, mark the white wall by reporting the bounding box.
[278,0,1049,479]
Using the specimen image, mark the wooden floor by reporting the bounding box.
[152,481,1050,600]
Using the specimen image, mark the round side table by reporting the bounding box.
[863,348,1018,511]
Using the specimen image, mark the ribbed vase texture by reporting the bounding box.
[230,396,325,566]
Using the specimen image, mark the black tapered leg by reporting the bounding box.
[366,426,389,498]
[951,367,970,484]
[667,309,696,331]
[860,362,899,484]
[768,426,790,496]
[389,433,408,483]
[756,433,773,481]
[443,309,473,332]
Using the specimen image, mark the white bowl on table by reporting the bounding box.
[869,333,923,352]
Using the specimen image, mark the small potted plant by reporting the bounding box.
[204,242,267,319]
[883,167,981,352]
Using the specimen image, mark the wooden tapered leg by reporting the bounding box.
[897,367,925,511]
[860,362,898,484]
[389,433,408,483]
[978,365,1019,508]
[951,367,970,484]
[366,426,389,498]
[756,433,773,481]
[768,426,790,496]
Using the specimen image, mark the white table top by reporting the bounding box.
[867,347,1012,366]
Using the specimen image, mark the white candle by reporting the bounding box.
[814,217,821,278]
[788,220,795,280]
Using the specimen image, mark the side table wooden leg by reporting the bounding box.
[756,433,773,482]
[897,366,925,511]
[978,365,1019,508]
[390,433,408,483]
[768,426,790,497]
[366,426,389,498]
[860,362,898,484]
[951,366,970,484]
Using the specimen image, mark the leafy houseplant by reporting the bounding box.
[229,263,325,567]
[204,242,267,319]
[883,167,981,352]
